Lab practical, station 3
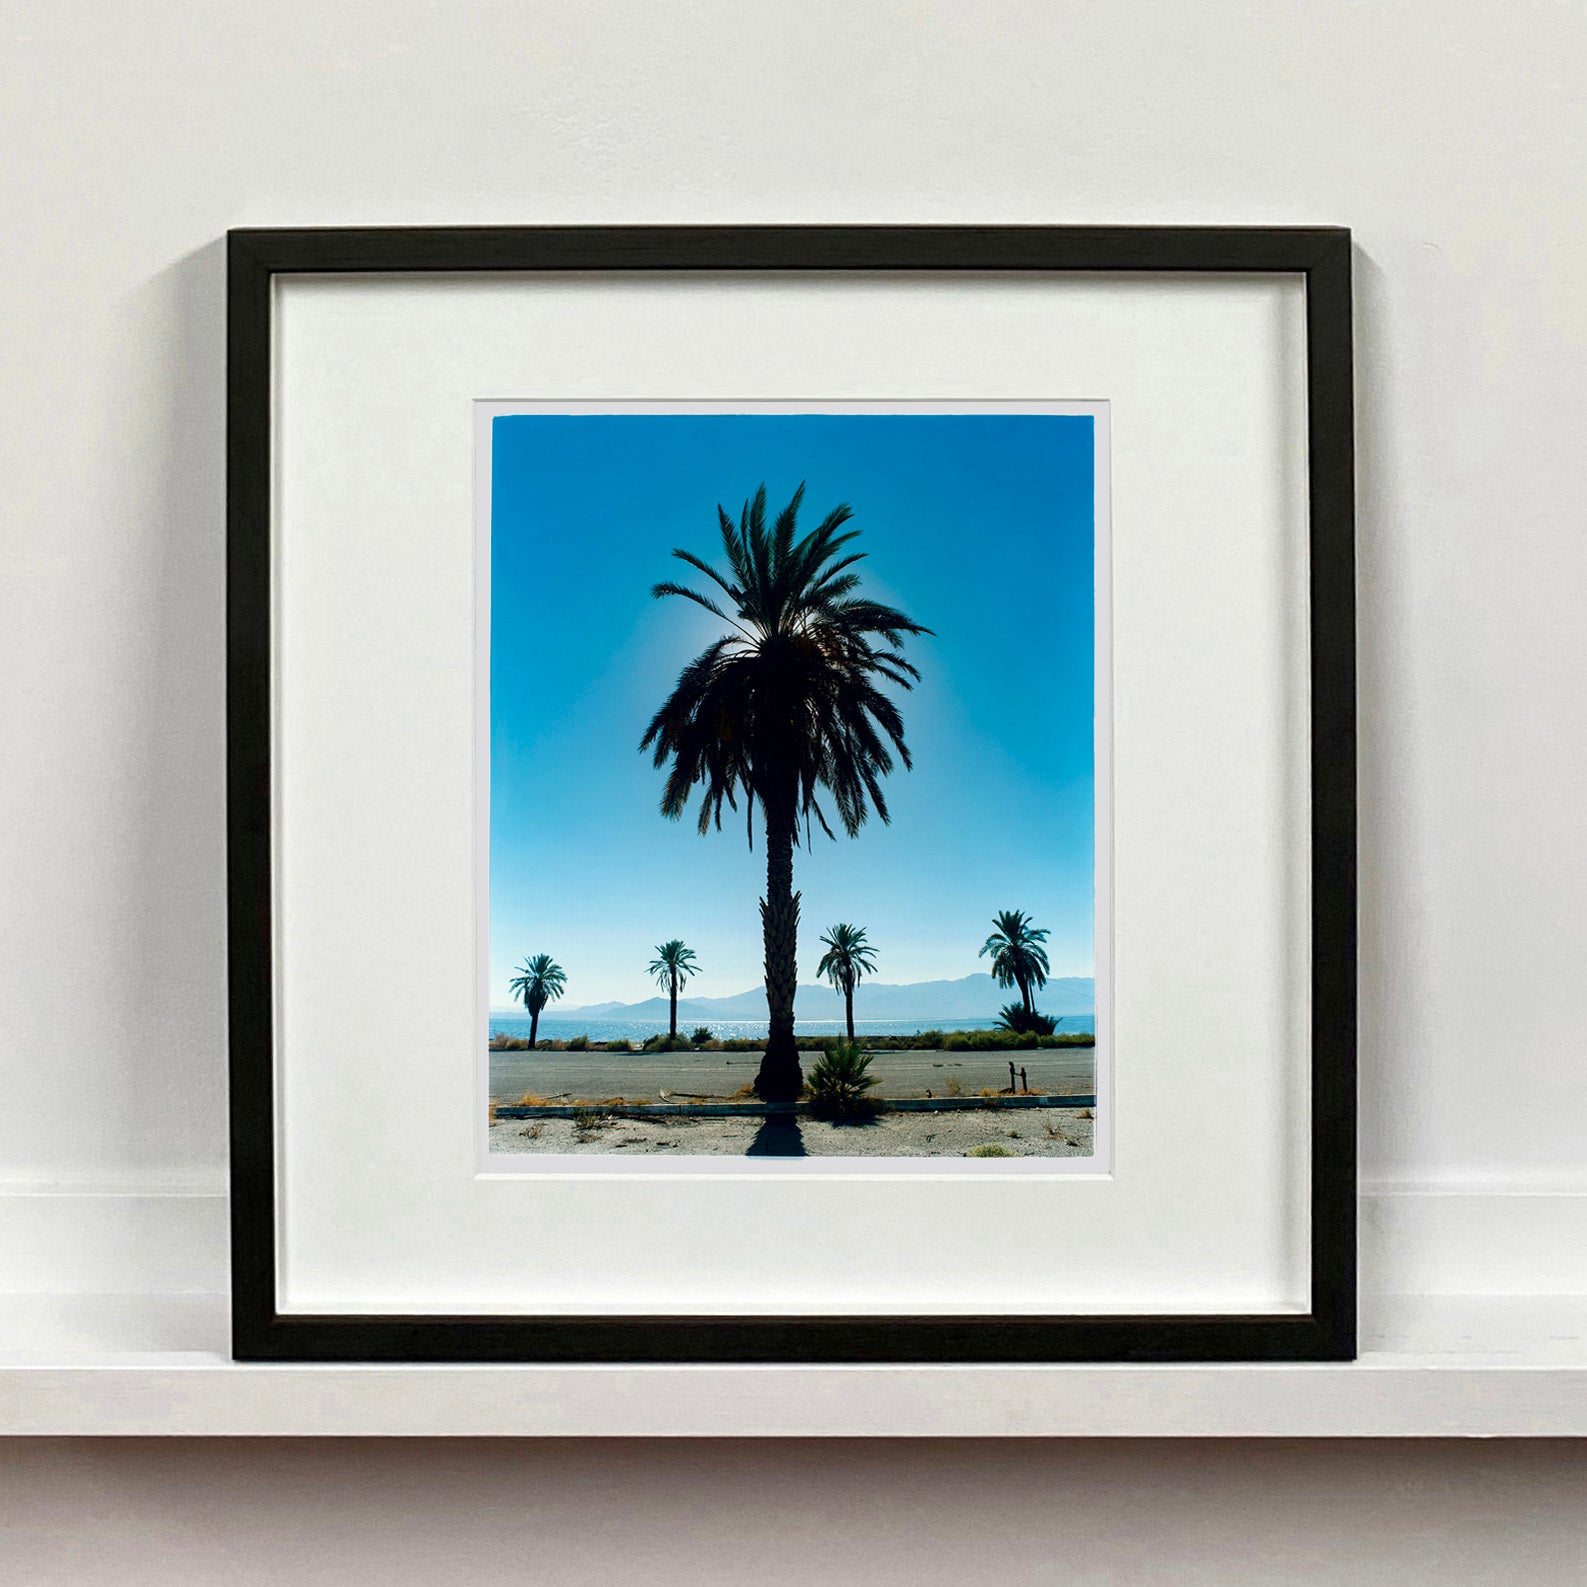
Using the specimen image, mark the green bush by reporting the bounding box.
[804,1040,881,1122]
[967,1142,1018,1158]
[815,1029,1091,1052]
[642,1033,694,1052]
[994,1003,1059,1036]
[567,1034,590,1051]
[691,1026,714,1045]
[943,1029,1021,1051]
[604,1039,632,1053]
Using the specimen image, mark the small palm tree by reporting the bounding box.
[646,938,700,1040]
[805,1039,880,1122]
[816,923,878,1041]
[979,910,1051,1015]
[642,483,930,1100]
[508,954,567,1049]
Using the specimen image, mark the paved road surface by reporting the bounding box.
[489,1045,1095,1102]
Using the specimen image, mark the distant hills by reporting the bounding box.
[526,972,1094,1025]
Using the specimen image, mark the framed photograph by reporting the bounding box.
[228,225,1355,1362]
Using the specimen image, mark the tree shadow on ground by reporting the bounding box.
[746,1117,807,1156]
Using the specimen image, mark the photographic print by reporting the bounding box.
[483,403,1105,1164]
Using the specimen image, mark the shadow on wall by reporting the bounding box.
[106,240,231,1180]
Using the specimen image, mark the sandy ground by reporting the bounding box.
[488,1107,1094,1158]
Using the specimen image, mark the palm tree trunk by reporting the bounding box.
[844,978,855,1042]
[529,1006,541,1048]
[669,973,678,1040]
[1019,977,1033,1015]
[753,807,802,1100]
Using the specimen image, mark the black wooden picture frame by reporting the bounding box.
[228,225,1356,1363]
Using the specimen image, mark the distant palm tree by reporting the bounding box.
[816,923,878,1041]
[642,483,930,1100]
[647,938,700,1039]
[979,910,1051,1015]
[508,954,567,1049]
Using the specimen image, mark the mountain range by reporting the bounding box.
[514,972,1094,1024]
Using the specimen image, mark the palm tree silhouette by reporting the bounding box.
[979,910,1051,1015]
[508,953,567,1049]
[647,939,699,1040]
[642,483,929,1100]
[816,923,878,1041]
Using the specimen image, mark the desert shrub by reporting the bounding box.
[642,1033,665,1051]
[804,1040,881,1122]
[995,1003,1058,1036]
[967,1142,1018,1158]
[605,1039,632,1053]
[843,1028,1093,1051]
[691,1026,714,1045]
[943,1029,1016,1051]
[567,1034,590,1051]
[720,1038,764,1052]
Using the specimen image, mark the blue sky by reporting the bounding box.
[489,410,1094,1008]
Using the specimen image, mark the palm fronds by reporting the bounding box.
[979,910,1051,1013]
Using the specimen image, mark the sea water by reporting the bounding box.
[490,1014,1097,1043]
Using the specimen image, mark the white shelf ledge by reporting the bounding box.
[2,1294,1586,1436]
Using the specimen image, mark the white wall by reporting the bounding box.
[3,0,1586,1571]
[6,0,1586,1197]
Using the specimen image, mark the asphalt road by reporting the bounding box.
[489,1044,1095,1102]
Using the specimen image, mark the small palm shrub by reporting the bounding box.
[804,1040,880,1122]
[691,1026,714,1045]
[994,1003,1058,1037]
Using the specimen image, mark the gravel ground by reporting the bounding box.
[488,1107,1094,1158]
[489,1046,1095,1103]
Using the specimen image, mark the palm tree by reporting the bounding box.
[507,953,566,1049]
[816,923,878,1041]
[647,938,699,1039]
[979,909,1051,1015]
[641,483,930,1100]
